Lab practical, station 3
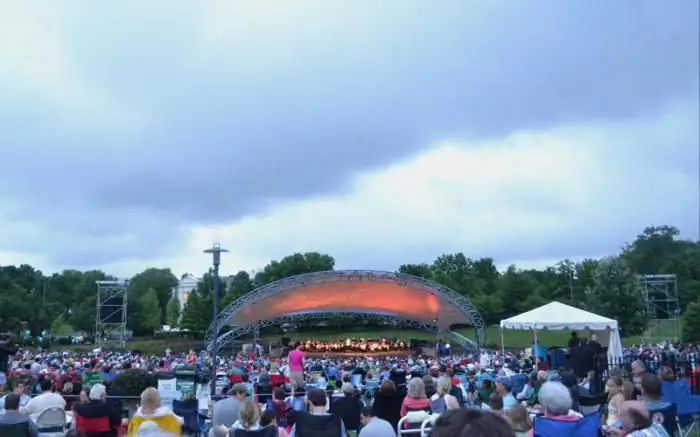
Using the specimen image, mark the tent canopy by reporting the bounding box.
[499,301,622,361]
[500,301,617,331]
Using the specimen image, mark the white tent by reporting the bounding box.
[499,301,623,362]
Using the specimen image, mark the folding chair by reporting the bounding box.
[533,412,600,437]
[0,422,31,437]
[397,412,432,437]
[648,402,677,437]
[173,398,207,436]
[420,416,435,437]
[35,406,68,436]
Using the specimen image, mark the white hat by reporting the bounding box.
[89,383,107,401]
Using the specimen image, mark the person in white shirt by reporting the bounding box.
[0,381,30,413]
[21,378,66,420]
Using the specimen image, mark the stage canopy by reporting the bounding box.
[499,301,623,361]
[221,270,481,329]
[206,270,486,350]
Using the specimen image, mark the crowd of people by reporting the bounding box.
[0,335,697,436]
[299,338,409,354]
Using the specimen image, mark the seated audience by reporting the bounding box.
[289,388,346,437]
[640,373,670,410]
[488,393,505,416]
[431,377,460,412]
[21,377,66,419]
[73,383,121,437]
[507,404,532,437]
[329,383,362,432]
[260,409,289,437]
[400,378,432,417]
[127,387,182,436]
[371,380,402,430]
[230,400,262,434]
[615,400,670,437]
[358,406,394,437]
[432,408,515,437]
[527,381,582,437]
[494,377,517,411]
[606,376,626,428]
[211,383,248,429]
[0,381,30,413]
[0,393,39,437]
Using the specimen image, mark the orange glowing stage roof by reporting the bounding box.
[221,271,479,329]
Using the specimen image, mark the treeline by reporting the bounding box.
[0,226,698,340]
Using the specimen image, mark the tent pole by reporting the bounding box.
[500,327,505,357]
[533,329,539,368]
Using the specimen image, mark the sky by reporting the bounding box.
[0,1,698,279]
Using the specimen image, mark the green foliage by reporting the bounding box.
[165,297,181,327]
[584,256,647,336]
[112,369,158,396]
[50,315,73,336]
[0,225,697,342]
[682,297,700,342]
[138,289,161,333]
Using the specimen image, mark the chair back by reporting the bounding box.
[350,374,362,388]
[533,413,600,437]
[74,412,112,433]
[173,398,202,433]
[232,426,279,437]
[510,374,529,395]
[35,406,67,434]
[648,402,677,437]
[0,422,30,437]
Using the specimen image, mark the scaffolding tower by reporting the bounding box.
[95,280,129,348]
[639,274,681,343]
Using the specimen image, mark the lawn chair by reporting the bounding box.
[533,412,600,437]
[0,422,31,437]
[35,406,68,436]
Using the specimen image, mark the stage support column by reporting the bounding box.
[204,243,229,398]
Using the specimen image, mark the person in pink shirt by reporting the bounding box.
[287,343,305,392]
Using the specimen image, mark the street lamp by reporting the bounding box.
[203,243,228,397]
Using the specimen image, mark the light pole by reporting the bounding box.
[204,243,228,397]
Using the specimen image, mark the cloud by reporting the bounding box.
[136,100,698,277]
[0,1,697,271]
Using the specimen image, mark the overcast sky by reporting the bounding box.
[1,1,698,278]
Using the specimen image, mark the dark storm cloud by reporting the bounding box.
[0,0,697,267]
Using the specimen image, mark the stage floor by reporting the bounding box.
[303,350,412,358]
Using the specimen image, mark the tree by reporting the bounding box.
[165,298,181,327]
[254,252,335,286]
[682,296,700,342]
[584,256,647,336]
[138,289,161,334]
[180,292,211,332]
[129,268,179,325]
[0,223,696,342]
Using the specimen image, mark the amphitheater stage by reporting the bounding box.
[303,350,413,358]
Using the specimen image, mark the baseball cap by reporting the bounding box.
[230,383,248,395]
[495,376,512,388]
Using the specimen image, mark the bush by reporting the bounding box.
[112,369,157,397]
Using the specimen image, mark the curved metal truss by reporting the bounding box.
[205,270,485,351]
[213,312,479,351]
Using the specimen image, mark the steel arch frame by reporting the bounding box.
[205,270,485,351]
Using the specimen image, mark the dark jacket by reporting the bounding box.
[73,400,121,437]
[372,390,403,430]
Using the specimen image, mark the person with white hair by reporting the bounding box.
[535,381,582,428]
[73,383,122,436]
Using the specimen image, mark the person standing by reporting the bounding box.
[288,343,305,393]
